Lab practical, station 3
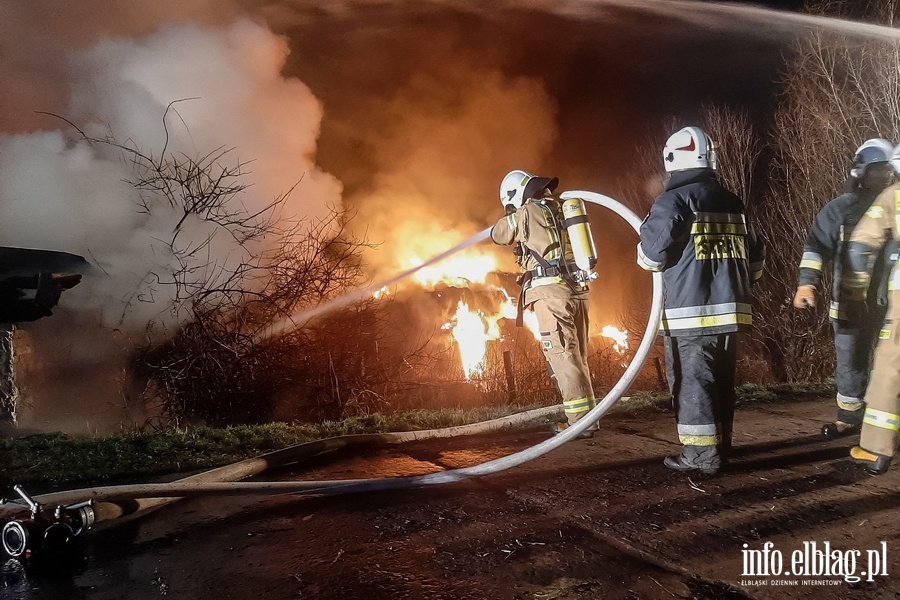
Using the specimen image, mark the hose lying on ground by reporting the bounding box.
[1,191,663,525]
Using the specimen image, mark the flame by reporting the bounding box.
[600,325,629,354]
[444,301,492,379]
[410,252,496,288]
[443,292,541,381]
[387,239,543,380]
[498,295,540,341]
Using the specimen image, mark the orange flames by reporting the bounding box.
[600,325,629,354]
[443,288,540,380]
[378,242,544,381]
[409,252,496,288]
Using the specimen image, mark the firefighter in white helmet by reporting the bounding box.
[845,142,900,474]
[492,170,598,438]
[793,138,896,439]
[638,126,766,475]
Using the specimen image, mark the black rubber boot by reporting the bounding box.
[850,446,892,475]
[663,455,719,476]
[821,421,861,439]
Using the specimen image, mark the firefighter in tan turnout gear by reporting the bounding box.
[491,170,599,438]
[846,148,900,474]
[793,138,896,439]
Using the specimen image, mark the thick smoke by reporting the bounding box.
[0,18,341,330]
[0,5,342,432]
[349,65,558,279]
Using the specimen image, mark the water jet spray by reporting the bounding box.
[1,191,662,564]
[259,227,493,341]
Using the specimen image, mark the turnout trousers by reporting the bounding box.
[533,295,595,425]
[664,333,737,468]
[832,303,888,425]
[859,294,900,457]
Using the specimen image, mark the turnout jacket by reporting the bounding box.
[491,196,588,306]
[798,185,891,323]
[638,168,765,336]
[847,182,900,299]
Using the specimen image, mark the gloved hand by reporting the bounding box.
[792,285,816,308]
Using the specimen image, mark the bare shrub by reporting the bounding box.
[753,0,900,381]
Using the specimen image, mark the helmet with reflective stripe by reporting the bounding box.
[662,126,717,172]
[850,138,893,178]
[499,170,559,210]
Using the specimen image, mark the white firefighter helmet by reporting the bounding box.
[499,170,559,209]
[662,126,717,172]
[849,138,894,178]
[892,143,900,174]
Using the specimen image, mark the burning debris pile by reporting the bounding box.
[363,242,638,406]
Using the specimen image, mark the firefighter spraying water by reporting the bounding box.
[491,170,600,438]
[1,189,663,566]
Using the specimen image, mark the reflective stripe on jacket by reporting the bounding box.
[798,187,891,322]
[638,168,765,336]
[491,197,587,305]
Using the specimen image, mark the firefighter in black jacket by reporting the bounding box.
[793,138,896,438]
[638,126,765,475]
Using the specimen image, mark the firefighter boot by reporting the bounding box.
[663,445,721,476]
[850,446,892,475]
[821,421,861,439]
[550,421,595,440]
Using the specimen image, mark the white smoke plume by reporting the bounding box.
[0,4,344,431]
[0,17,341,331]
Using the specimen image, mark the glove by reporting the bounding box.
[792,285,816,308]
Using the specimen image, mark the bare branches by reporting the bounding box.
[748,0,900,382]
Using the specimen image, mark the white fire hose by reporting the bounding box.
[0,192,663,542]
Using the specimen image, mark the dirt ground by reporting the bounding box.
[4,394,900,600]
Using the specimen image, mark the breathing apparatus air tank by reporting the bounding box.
[561,197,598,279]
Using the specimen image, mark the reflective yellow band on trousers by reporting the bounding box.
[564,397,595,415]
[678,434,720,446]
[863,408,900,431]
[661,312,751,332]
[836,393,864,411]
